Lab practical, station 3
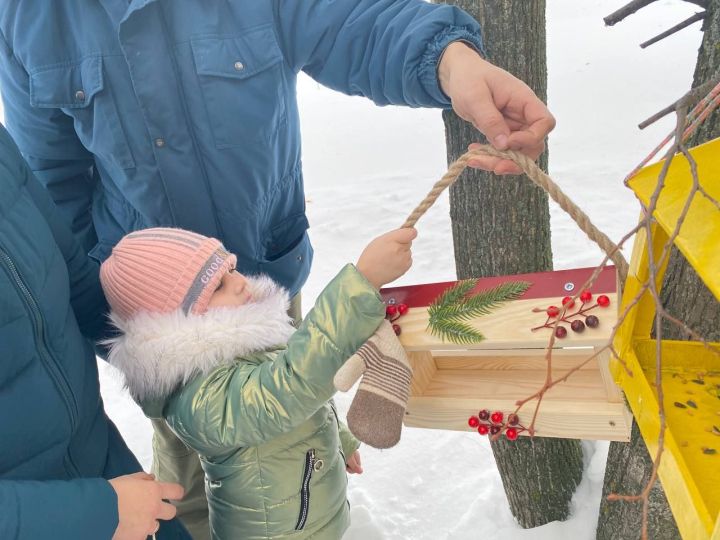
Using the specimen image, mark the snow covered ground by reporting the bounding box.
[98,1,703,538]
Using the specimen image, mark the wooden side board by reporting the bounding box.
[396,294,618,352]
[404,347,632,441]
[404,396,632,441]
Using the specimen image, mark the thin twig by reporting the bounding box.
[640,12,706,49]
[504,87,718,535]
[626,79,720,181]
[604,0,659,26]
[512,223,643,434]
[638,77,718,130]
[605,105,716,537]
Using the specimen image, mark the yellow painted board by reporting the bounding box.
[612,339,720,538]
[713,513,720,539]
[626,137,720,301]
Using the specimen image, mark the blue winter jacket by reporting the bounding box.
[0,125,189,540]
[0,0,482,293]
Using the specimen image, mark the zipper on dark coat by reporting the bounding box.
[0,246,80,475]
[295,448,316,530]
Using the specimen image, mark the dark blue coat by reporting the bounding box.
[0,125,189,539]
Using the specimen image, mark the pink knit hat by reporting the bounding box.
[100,228,238,320]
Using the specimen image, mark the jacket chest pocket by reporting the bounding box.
[191,25,287,149]
[29,56,135,170]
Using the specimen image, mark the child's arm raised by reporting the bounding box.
[166,229,415,452]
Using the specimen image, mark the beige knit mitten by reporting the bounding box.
[334,320,412,449]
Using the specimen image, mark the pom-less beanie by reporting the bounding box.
[100,227,237,320]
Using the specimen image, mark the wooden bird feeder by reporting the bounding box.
[381,265,633,442]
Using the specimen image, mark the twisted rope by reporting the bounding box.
[401,145,629,282]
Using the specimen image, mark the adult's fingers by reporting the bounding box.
[463,88,511,151]
[156,501,178,521]
[466,155,522,175]
[147,520,161,536]
[157,481,185,501]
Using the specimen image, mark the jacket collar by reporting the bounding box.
[105,275,296,402]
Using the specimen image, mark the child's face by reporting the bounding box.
[207,269,253,309]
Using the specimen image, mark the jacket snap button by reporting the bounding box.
[234,61,244,71]
[154,138,165,148]
[313,459,324,471]
[74,90,85,101]
[297,255,303,262]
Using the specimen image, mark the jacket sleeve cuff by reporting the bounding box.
[1,478,118,539]
[311,263,386,359]
[339,420,361,457]
[418,26,485,107]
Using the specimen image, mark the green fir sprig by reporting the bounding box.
[428,280,531,344]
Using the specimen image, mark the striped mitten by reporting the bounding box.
[334,320,412,449]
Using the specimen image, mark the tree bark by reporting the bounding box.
[597,2,720,538]
[441,0,584,527]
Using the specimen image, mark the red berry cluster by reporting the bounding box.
[532,291,610,338]
[467,410,525,441]
[385,301,409,336]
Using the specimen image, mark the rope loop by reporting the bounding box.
[402,145,629,282]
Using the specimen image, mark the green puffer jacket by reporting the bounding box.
[106,265,384,539]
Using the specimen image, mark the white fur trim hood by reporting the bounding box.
[104,275,297,402]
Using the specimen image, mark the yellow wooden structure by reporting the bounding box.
[614,137,720,539]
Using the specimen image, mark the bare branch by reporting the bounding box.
[626,79,720,181]
[639,77,719,130]
[604,0,658,26]
[640,12,706,49]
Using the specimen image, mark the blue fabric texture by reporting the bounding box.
[0,0,482,296]
[0,125,189,540]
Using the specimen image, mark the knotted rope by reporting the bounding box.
[401,145,629,283]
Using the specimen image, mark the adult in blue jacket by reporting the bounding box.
[0,1,556,537]
[0,125,190,540]
[0,0,553,297]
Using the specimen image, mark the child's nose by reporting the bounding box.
[231,274,247,294]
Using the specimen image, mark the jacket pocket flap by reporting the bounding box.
[30,56,104,109]
[191,26,282,80]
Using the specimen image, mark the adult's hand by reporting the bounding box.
[109,472,184,540]
[438,41,556,175]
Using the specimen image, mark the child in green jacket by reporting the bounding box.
[99,226,415,539]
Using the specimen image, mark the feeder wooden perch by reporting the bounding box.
[381,265,632,442]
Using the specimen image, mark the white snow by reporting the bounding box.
[98,1,703,538]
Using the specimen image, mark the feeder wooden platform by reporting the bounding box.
[381,266,633,442]
[614,137,720,540]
